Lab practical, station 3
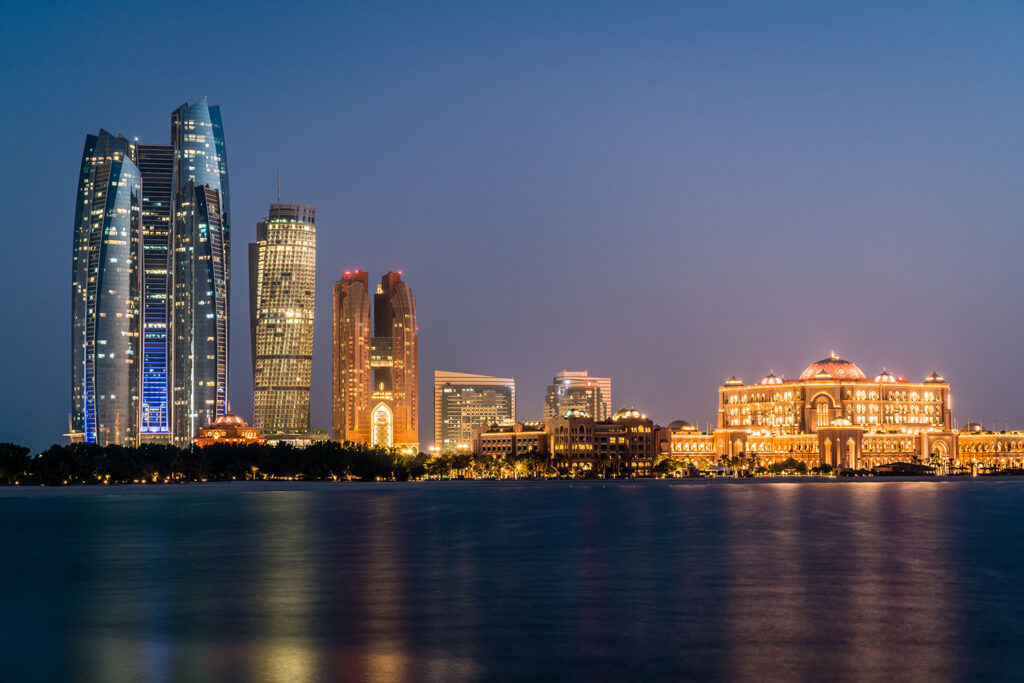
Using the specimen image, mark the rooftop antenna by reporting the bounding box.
[277,165,281,203]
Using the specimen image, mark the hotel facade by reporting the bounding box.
[666,353,1024,471]
[332,271,418,452]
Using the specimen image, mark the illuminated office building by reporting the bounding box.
[434,371,515,452]
[249,203,317,436]
[544,371,611,421]
[333,271,418,452]
[171,98,231,443]
[70,130,142,445]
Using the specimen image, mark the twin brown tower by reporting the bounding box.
[332,270,419,452]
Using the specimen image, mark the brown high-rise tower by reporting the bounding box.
[333,270,418,451]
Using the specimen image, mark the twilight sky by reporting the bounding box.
[2,1,1023,452]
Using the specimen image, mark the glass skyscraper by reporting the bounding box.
[249,203,317,435]
[171,98,231,443]
[70,98,230,446]
[70,130,142,445]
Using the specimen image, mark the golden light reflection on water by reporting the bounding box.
[721,482,956,680]
[251,493,320,682]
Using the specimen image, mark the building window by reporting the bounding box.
[816,401,829,429]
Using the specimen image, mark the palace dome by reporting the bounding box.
[612,408,644,421]
[759,371,783,385]
[667,420,696,430]
[212,413,248,427]
[799,353,867,381]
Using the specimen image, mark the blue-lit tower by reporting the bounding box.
[137,144,174,439]
[70,130,142,445]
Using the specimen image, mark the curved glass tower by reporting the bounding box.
[171,98,231,442]
[70,130,142,445]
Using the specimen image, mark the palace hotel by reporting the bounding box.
[668,352,1024,470]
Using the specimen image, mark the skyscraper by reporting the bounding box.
[137,143,174,439]
[249,202,316,436]
[333,271,418,452]
[544,371,612,421]
[332,271,371,443]
[434,372,516,453]
[70,130,142,445]
[171,98,231,443]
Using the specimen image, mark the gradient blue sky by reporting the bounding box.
[2,1,1022,452]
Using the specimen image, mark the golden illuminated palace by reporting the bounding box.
[666,352,1024,471]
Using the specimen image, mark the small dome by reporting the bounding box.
[212,413,248,427]
[925,371,945,383]
[960,422,984,433]
[612,408,643,421]
[724,375,743,386]
[874,368,897,383]
[563,409,589,419]
[759,371,783,385]
[667,420,696,430]
[830,417,853,426]
[800,351,866,381]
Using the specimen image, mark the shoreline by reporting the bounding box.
[2,475,1022,497]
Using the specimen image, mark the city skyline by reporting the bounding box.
[5,2,1024,453]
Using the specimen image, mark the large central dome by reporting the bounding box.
[799,352,867,381]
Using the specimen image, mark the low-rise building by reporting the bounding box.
[193,414,264,447]
[547,408,656,476]
[474,421,547,459]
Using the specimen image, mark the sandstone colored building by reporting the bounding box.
[665,352,1024,471]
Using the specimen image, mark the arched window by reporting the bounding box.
[372,403,393,448]
[816,401,829,429]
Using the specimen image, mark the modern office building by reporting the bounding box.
[136,143,174,440]
[171,98,231,444]
[544,371,611,421]
[249,202,317,436]
[332,271,418,452]
[70,130,142,445]
[434,371,515,452]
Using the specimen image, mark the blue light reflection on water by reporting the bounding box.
[1,480,1022,681]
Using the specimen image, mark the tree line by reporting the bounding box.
[0,441,649,485]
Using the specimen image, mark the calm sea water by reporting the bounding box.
[1,479,1022,682]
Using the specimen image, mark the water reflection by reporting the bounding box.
[0,480,1021,680]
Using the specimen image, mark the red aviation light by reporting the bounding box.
[343,270,351,277]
